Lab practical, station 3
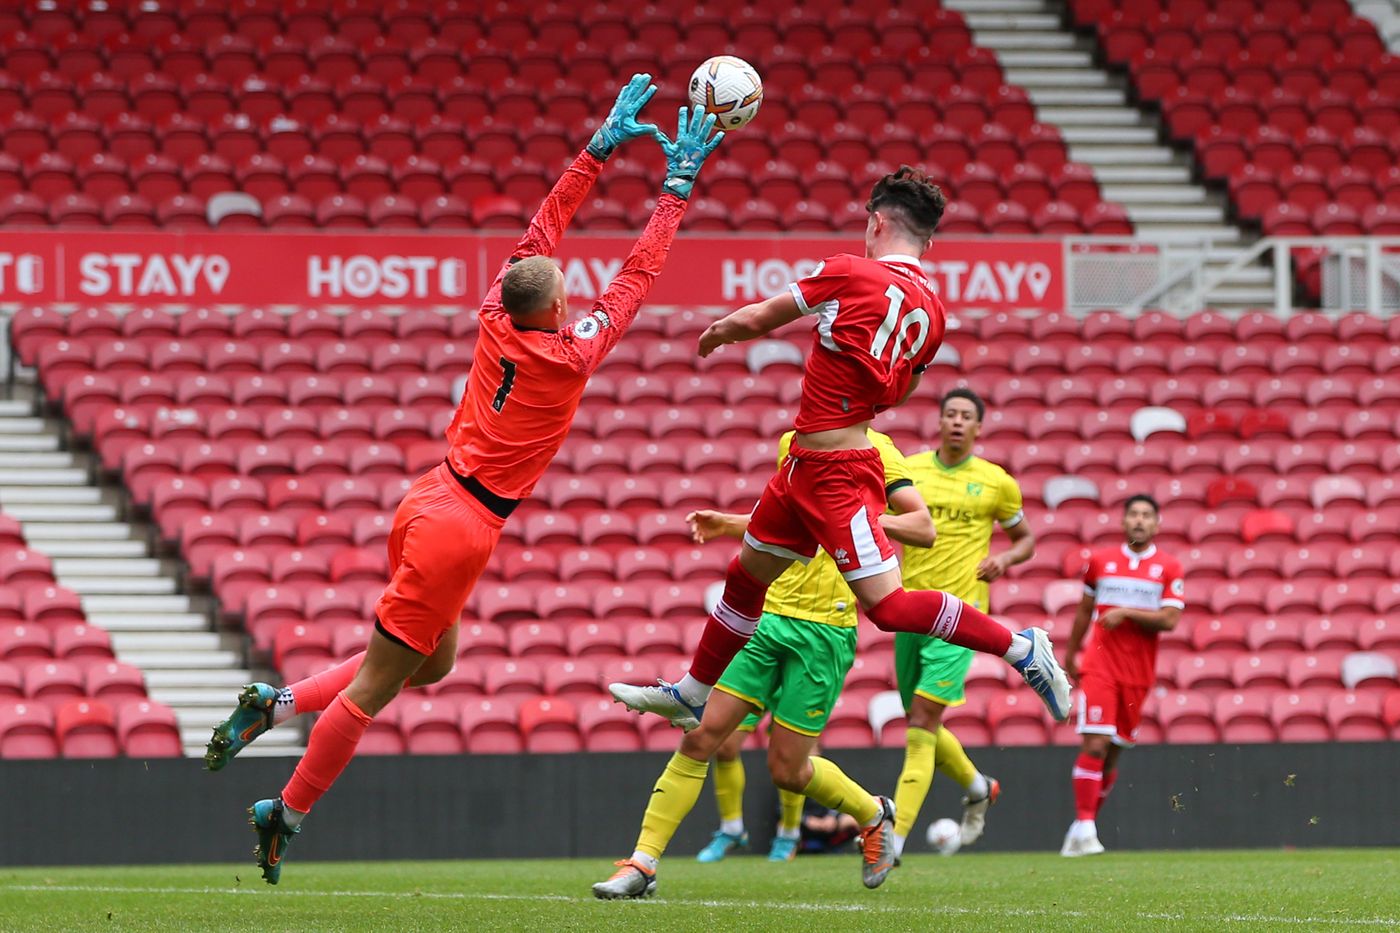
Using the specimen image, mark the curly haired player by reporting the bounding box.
[609,168,1072,889]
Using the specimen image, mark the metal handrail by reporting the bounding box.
[1065,235,1400,316]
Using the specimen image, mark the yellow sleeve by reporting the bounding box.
[869,431,912,489]
[995,470,1025,524]
[777,431,795,469]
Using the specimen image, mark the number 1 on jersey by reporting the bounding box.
[491,356,517,412]
[869,284,930,364]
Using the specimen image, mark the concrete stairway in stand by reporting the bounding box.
[944,0,1276,311]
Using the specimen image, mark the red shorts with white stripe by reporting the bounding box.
[744,444,897,582]
[1075,670,1149,747]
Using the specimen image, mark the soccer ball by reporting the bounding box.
[926,817,962,856]
[689,56,763,131]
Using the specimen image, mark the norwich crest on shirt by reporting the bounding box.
[966,482,984,496]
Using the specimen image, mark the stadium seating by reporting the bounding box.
[11,302,1400,754]
[0,1,1122,232]
[0,507,181,758]
[1075,0,1398,297]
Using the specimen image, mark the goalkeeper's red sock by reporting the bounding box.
[281,692,373,814]
[290,652,365,716]
[866,588,1014,656]
[683,556,768,694]
[1072,753,1105,822]
[1096,767,1118,817]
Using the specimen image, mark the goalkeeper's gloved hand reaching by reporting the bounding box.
[587,73,660,161]
[656,106,725,200]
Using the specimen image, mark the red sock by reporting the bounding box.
[281,693,373,814]
[1072,753,1105,821]
[688,556,768,686]
[291,652,365,715]
[866,589,1013,656]
[1096,768,1118,817]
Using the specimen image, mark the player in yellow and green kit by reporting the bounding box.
[689,433,905,866]
[892,387,1036,860]
[594,430,934,898]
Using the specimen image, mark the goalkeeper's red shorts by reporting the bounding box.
[374,463,504,655]
[743,444,898,583]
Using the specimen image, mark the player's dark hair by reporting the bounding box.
[1124,494,1160,514]
[867,166,947,241]
[940,387,985,421]
[501,255,559,316]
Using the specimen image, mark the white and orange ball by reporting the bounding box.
[688,56,764,131]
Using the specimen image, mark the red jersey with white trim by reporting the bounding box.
[446,150,688,499]
[787,253,946,433]
[1080,543,1186,687]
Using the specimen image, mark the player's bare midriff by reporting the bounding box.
[794,423,874,451]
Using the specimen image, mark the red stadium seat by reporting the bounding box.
[1214,691,1276,743]
[459,697,522,754]
[577,697,642,752]
[24,586,87,627]
[986,692,1050,746]
[1271,691,1332,742]
[1157,691,1220,743]
[55,698,119,758]
[85,661,147,702]
[1301,617,1358,653]
[540,658,601,699]
[0,701,58,758]
[24,660,86,707]
[519,696,581,753]
[508,621,569,658]
[50,623,111,661]
[482,659,543,698]
[1193,616,1250,653]
[1240,510,1295,544]
[1327,692,1388,741]
[1287,653,1344,690]
[566,621,626,658]
[399,698,465,755]
[430,664,485,699]
[1176,655,1233,692]
[1232,653,1289,690]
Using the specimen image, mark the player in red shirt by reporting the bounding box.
[608,168,1071,887]
[206,77,725,884]
[1060,494,1185,857]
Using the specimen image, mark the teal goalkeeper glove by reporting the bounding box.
[586,73,660,161]
[656,105,725,200]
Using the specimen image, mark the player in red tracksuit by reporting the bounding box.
[609,167,1072,886]
[1060,493,1185,857]
[208,77,725,884]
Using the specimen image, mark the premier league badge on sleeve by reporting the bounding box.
[572,310,611,340]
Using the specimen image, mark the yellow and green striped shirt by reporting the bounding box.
[761,430,911,628]
[901,452,1023,613]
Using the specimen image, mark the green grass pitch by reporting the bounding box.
[2,850,1397,932]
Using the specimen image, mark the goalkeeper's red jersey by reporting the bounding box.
[445,150,687,500]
